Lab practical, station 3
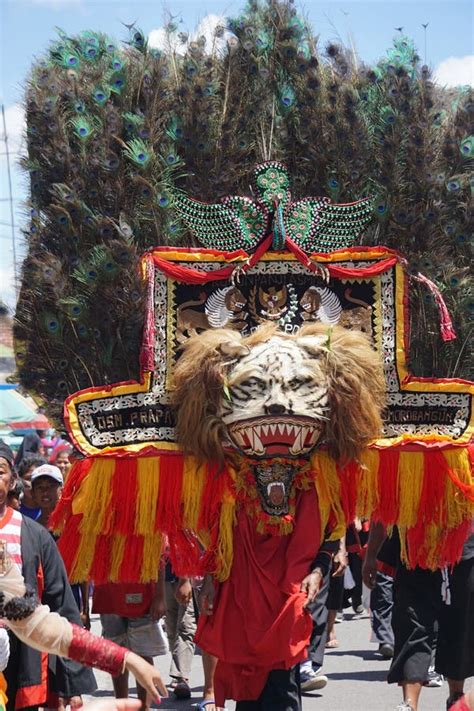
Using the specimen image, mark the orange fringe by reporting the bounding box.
[52,445,474,583]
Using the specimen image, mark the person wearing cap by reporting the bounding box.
[30,464,63,528]
[0,440,96,709]
[17,455,46,521]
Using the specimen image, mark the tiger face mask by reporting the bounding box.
[221,333,329,458]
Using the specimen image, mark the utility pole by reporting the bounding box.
[422,23,429,65]
[1,103,18,298]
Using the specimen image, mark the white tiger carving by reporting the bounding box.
[221,333,330,457]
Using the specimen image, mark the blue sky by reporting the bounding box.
[1,0,473,308]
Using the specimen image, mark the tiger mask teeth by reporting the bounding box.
[227,416,322,458]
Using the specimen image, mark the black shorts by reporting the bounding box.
[326,572,344,611]
[436,558,474,680]
[388,559,474,683]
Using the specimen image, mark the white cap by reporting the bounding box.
[30,464,63,485]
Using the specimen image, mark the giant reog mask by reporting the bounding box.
[172,322,385,516]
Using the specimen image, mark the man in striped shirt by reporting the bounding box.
[0,441,96,710]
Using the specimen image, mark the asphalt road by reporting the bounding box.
[85,611,473,711]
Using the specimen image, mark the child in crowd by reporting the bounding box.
[30,463,63,527]
[17,454,46,520]
[93,577,168,711]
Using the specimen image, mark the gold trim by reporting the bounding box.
[66,373,180,456]
[150,247,396,265]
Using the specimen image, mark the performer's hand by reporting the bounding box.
[199,574,215,615]
[80,611,91,630]
[362,555,377,590]
[332,548,348,577]
[175,577,192,606]
[124,652,168,702]
[58,695,83,710]
[301,569,323,608]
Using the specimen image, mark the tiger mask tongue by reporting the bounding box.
[252,461,296,516]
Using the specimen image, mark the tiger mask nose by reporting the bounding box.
[265,403,287,415]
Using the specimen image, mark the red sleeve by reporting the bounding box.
[68,624,127,676]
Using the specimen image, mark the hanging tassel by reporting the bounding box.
[198,464,232,532]
[412,272,457,341]
[182,457,207,530]
[110,460,138,535]
[337,460,360,523]
[155,456,185,532]
[357,450,380,518]
[71,459,116,580]
[56,514,82,575]
[438,519,472,568]
[397,452,425,528]
[135,457,160,535]
[117,534,144,581]
[141,533,163,583]
[417,451,448,525]
[89,535,112,584]
[50,458,94,531]
[372,448,400,524]
[139,254,156,372]
[215,494,237,581]
[311,451,346,540]
[443,448,474,504]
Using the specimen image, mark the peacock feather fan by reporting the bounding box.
[14,1,473,426]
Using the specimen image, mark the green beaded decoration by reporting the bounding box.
[253,161,291,210]
[172,192,268,252]
[171,162,373,254]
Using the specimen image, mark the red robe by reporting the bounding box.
[196,487,322,705]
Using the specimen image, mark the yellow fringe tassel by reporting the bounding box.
[397,452,424,528]
[141,533,163,583]
[135,457,160,536]
[215,492,236,582]
[110,535,126,581]
[311,451,346,542]
[424,522,446,570]
[357,450,380,519]
[71,459,116,581]
[182,457,207,530]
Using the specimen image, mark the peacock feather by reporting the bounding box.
[13,1,473,426]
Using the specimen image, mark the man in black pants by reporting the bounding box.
[300,537,346,691]
[370,536,396,659]
[363,521,474,711]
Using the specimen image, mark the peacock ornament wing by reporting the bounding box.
[284,196,374,253]
[171,191,269,253]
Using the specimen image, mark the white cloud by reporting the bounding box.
[0,104,26,162]
[149,14,231,55]
[434,55,474,87]
[148,27,187,54]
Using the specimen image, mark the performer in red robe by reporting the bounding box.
[197,488,336,708]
